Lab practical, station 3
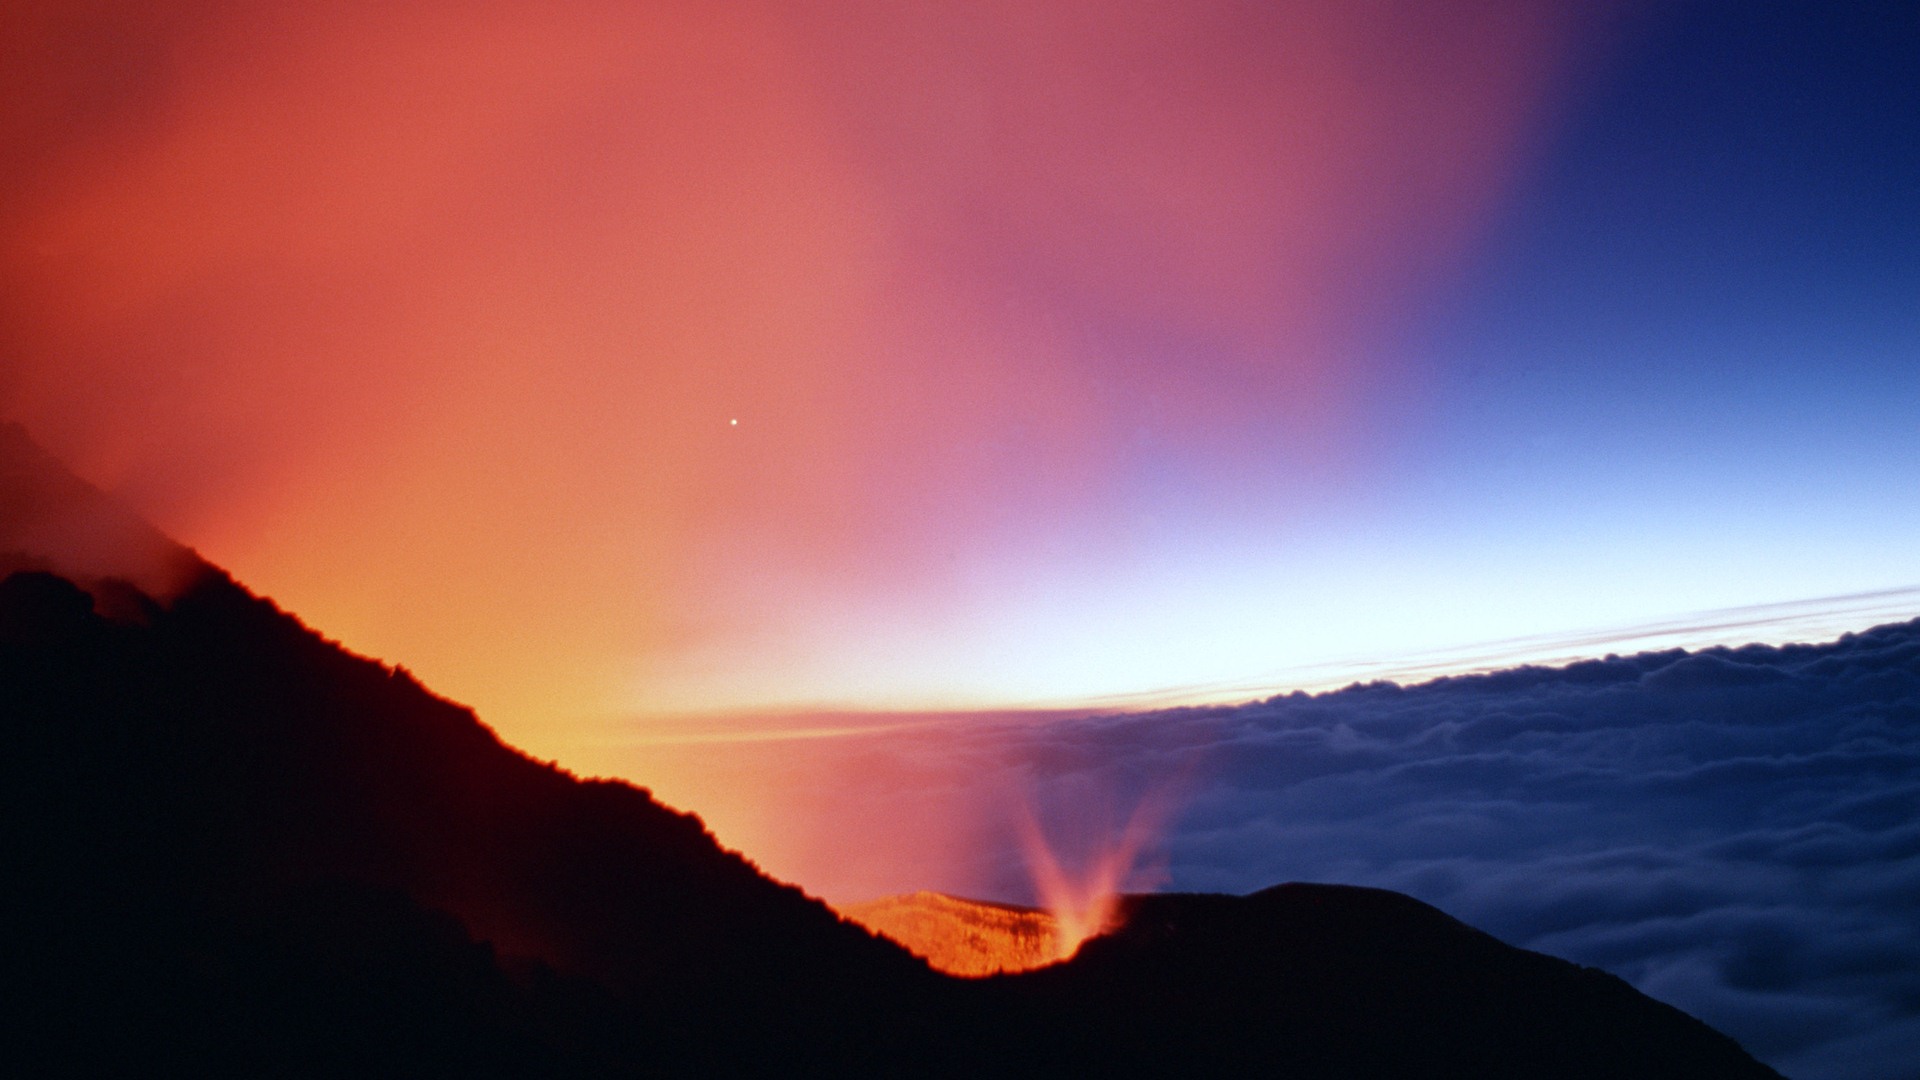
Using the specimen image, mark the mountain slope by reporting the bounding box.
[3,563,972,1076]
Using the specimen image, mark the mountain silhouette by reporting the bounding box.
[1,423,1782,1078]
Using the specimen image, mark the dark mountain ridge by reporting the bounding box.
[1,424,1781,1077]
[6,566,962,1077]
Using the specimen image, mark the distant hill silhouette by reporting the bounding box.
[1017,885,1781,1078]
[1,423,1782,1078]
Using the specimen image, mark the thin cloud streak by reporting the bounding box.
[1047,584,1920,712]
[627,585,1920,722]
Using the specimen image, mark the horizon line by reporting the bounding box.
[604,583,1920,745]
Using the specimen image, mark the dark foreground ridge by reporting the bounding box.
[2,426,1782,1078]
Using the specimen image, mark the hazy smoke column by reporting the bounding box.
[0,1,1592,739]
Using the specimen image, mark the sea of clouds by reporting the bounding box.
[961,618,1920,1080]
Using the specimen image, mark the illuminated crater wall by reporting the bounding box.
[838,891,1088,977]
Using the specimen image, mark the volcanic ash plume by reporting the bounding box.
[841,786,1176,976]
[0,424,205,604]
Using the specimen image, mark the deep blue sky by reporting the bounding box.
[1341,0,1920,690]
[1431,0,1919,482]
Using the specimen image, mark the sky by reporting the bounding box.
[5,1,1915,743]
[7,2,1919,1075]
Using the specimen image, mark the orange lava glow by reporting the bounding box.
[838,892,1063,977]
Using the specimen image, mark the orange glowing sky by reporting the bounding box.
[4,2,1600,765]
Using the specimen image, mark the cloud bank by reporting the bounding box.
[1154,625,1920,1080]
